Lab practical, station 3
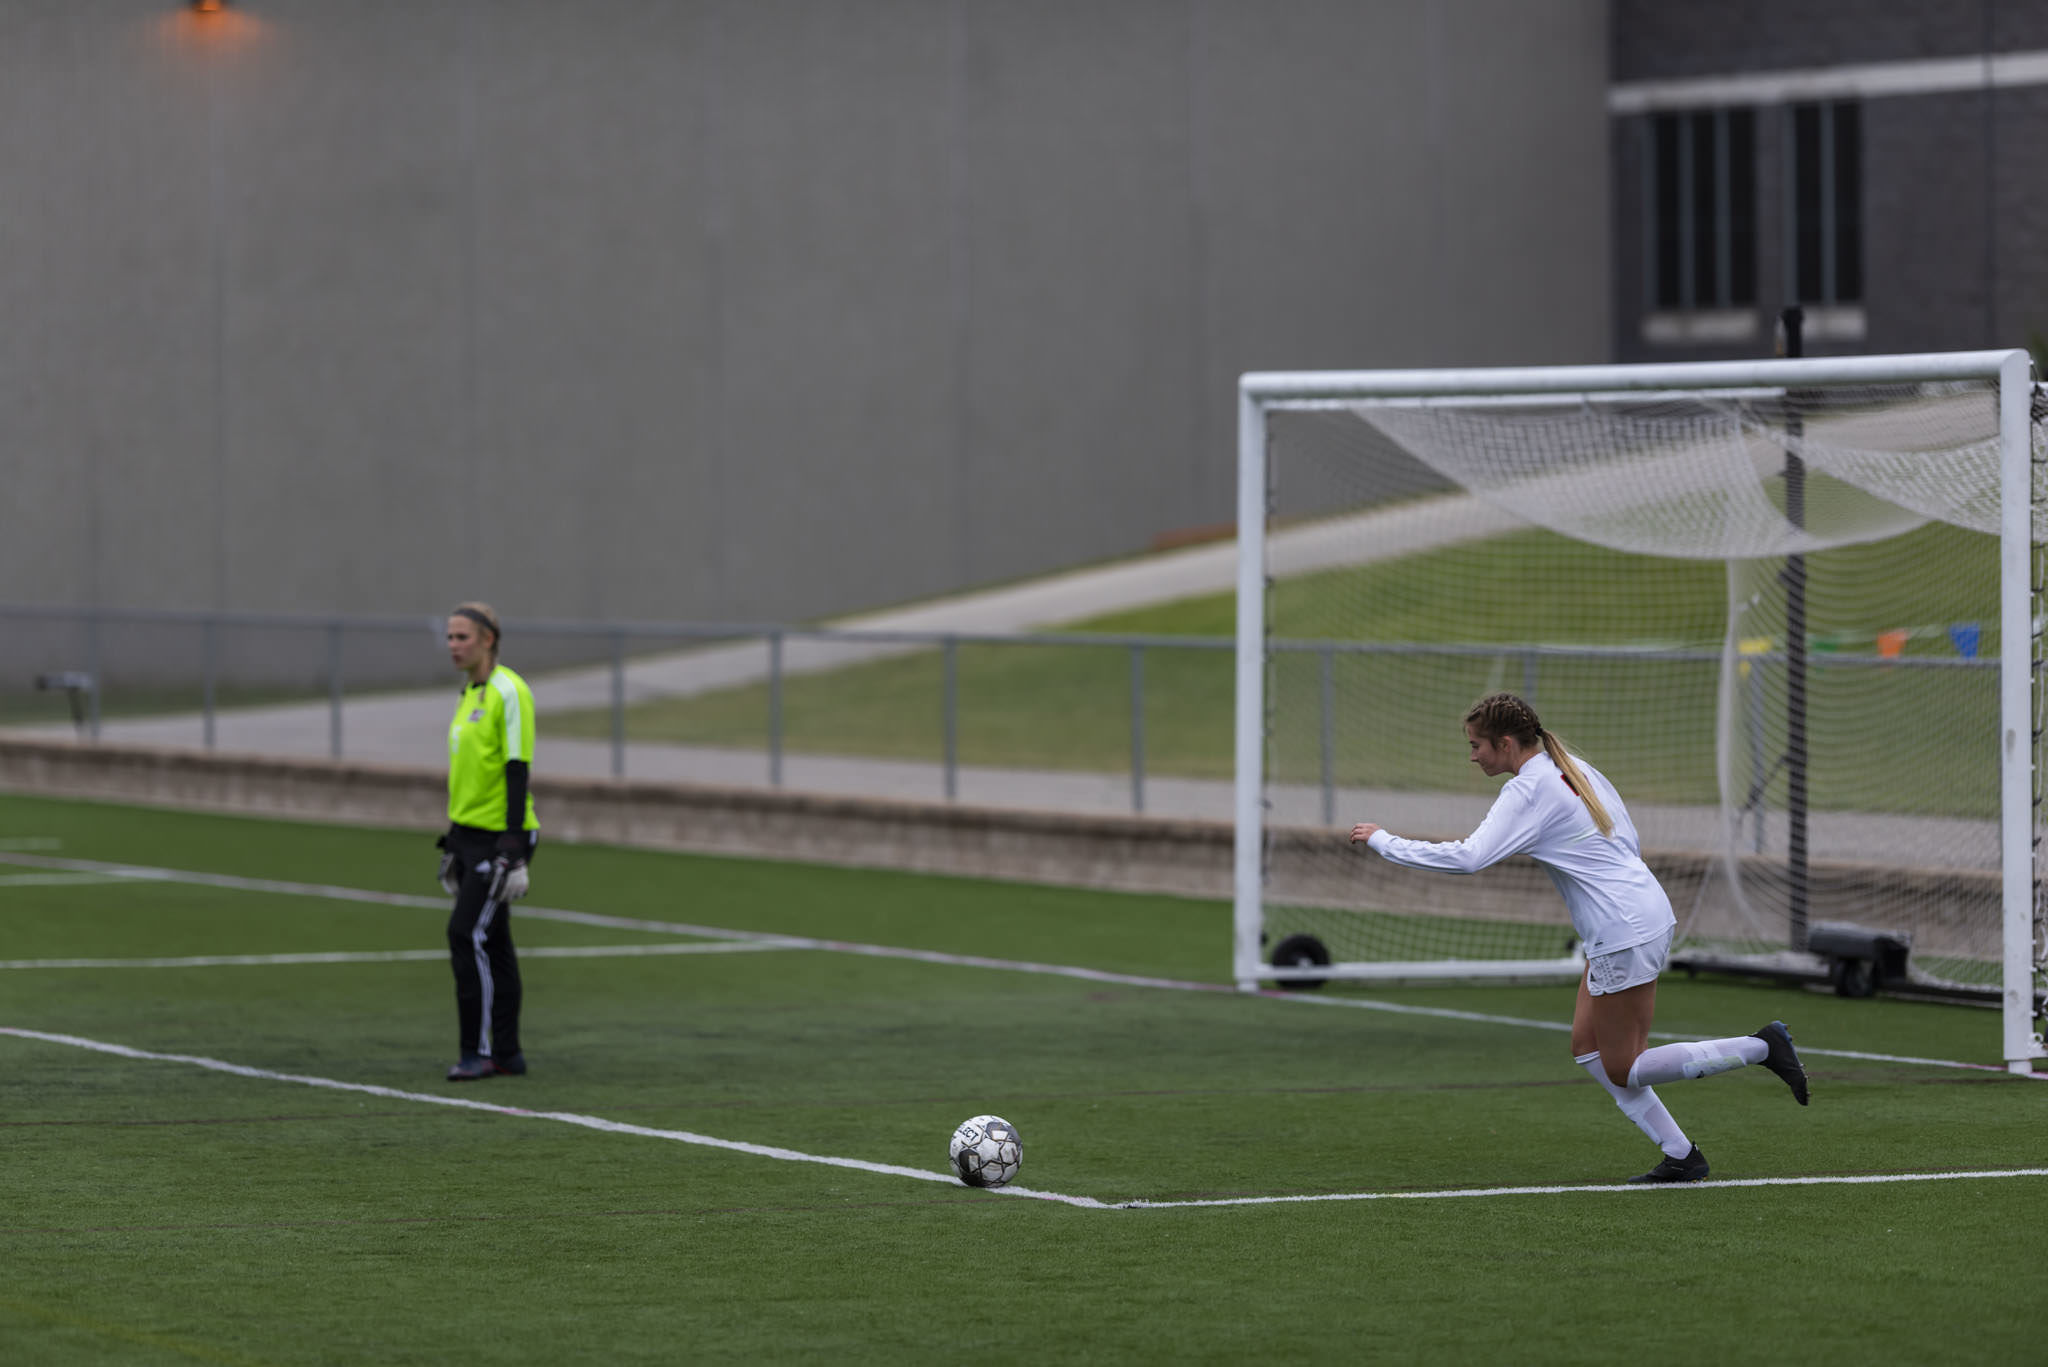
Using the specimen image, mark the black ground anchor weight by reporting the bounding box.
[1267,932,1331,991]
[1807,921,1912,998]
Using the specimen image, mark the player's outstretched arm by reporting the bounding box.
[1359,795,1533,875]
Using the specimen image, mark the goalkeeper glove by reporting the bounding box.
[488,831,530,903]
[434,833,460,897]
[488,856,530,903]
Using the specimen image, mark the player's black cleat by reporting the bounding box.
[491,1052,527,1076]
[446,1054,499,1082]
[1753,1020,1809,1105]
[1628,1144,1710,1184]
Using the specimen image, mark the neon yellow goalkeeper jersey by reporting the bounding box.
[446,664,540,830]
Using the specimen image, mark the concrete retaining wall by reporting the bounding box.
[0,739,1996,960]
[0,737,1239,900]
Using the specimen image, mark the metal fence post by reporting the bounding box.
[327,621,344,759]
[1129,643,1146,813]
[86,609,102,741]
[768,630,784,787]
[1748,655,1767,852]
[942,635,958,801]
[610,629,626,779]
[1320,644,1336,826]
[202,616,217,750]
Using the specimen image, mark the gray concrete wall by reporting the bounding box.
[2,0,1610,628]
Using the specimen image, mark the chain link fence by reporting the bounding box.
[2,604,1974,825]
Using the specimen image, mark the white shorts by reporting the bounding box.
[1585,928,1672,996]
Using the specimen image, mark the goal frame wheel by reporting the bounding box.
[1270,933,1331,991]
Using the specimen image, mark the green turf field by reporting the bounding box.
[2,792,2040,1365]
[547,522,2003,816]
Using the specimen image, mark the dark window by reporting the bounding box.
[1832,103,1861,302]
[1788,101,1863,305]
[1652,116,1683,307]
[1689,111,1717,307]
[1646,109,1756,311]
[1727,109,1756,304]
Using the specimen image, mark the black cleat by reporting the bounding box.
[491,1052,527,1076]
[1628,1144,1710,1184]
[446,1054,499,1082]
[1753,1020,1809,1105]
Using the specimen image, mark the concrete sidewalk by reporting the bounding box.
[14,495,1518,781]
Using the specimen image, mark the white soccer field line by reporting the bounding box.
[1118,1168,2048,1209]
[0,941,798,971]
[0,849,2038,1080]
[0,1026,1109,1211]
[6,1024,2043,1213]
[0,871,137,888]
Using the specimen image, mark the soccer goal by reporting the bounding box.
[1231,349,2047,1073]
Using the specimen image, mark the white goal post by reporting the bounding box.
[1232,349,2045,1073]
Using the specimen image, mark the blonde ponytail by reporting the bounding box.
[1463,692,1614,838]
[1541,731,1614,837]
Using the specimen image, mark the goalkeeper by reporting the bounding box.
[436,601,539,1082]
[1349,692,1807,1183]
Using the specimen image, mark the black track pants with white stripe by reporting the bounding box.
[445,829,533,1060]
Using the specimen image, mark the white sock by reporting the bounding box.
[1576,1051,1692,1159]
[1626,1036,1768,1088]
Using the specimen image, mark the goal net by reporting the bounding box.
[1231,351,2047,1071]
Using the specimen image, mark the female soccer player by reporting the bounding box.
[1349,692,1807,1183]
[437,602,539,1082]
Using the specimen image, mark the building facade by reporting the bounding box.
[0,0,1610,634]
[1610,1,2048,362]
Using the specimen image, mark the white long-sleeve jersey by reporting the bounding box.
[1363,750,1675,956]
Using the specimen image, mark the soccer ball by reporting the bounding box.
[948,1114,1022,1189]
